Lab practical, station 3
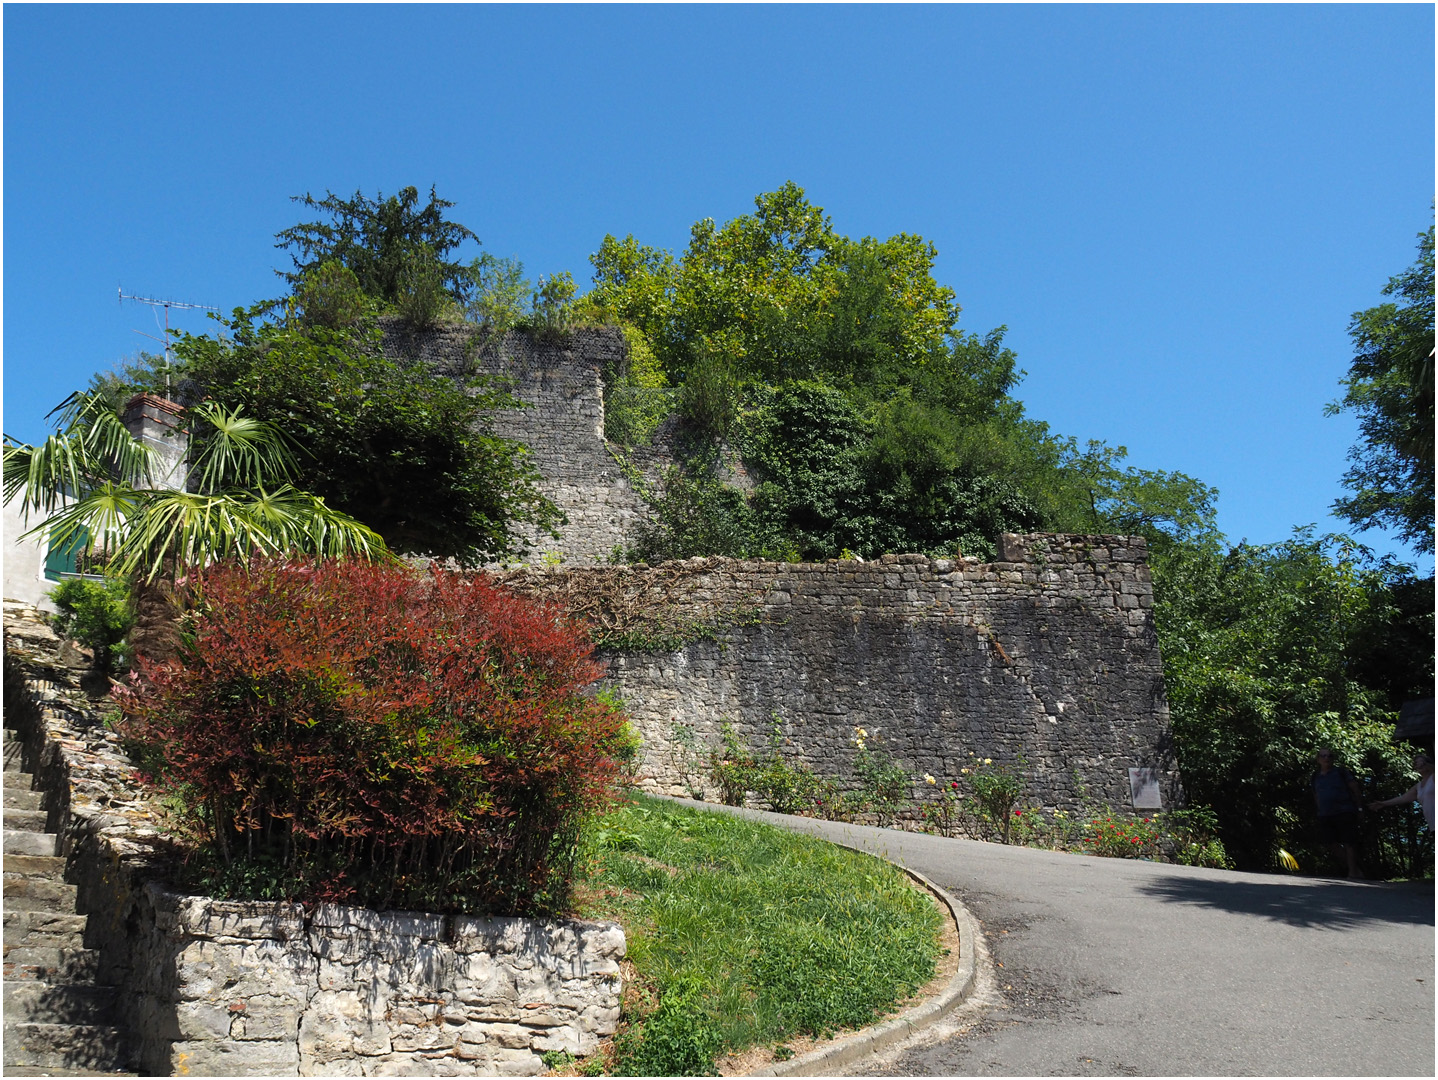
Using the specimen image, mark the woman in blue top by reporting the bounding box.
[1312,748,1365,880]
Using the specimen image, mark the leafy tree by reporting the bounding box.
[172,308,560,564]
[275,185,480,311]
[1152,529,1430,875]
[2,390,385,583]
[591,184,1220,563]
[1328,221,1435,553]
[293,260,375,330]
[466,253,531,334]
[587,182,967,397]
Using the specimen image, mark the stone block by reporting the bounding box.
[167,1037,299,1076]
[311,904,445,940]
[173,939,314,1005]
[490,1047,545,1076]
[163,890,306,941]
[530,1024,581,1053]
[173,1000,240,1040]
[391,1026,456,1052]
[485,1023,533,1049]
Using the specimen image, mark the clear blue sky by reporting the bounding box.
[4,5,1433,564]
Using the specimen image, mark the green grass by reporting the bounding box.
[572,794,942,1076]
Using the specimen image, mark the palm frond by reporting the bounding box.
[109,491,283,582]
[18,482,143,568]
[187,401,299,492]
[241,486,390,561]
[3,392,155,515]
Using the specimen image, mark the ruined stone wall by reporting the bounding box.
[382,320,647,565]
[499,534,1180,813]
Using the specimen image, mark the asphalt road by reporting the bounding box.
[667,799,1435,1077]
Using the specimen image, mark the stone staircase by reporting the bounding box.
[3,725,134,1075]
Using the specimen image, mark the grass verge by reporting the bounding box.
[567,794,942,1076]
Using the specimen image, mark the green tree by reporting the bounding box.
[172,308,560,564]
[1328,221,1435,553]
[275,185,480,311]
[1152,530,1429,875]
[589,184,1220,563]
[2,390,385,583]
[587,182,966,396]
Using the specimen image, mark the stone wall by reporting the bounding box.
[382,320,649,565]
[498,533,1180,813]
[124,887,624,1077]
[3,603,625,1077]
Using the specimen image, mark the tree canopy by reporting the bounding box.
[275,186,480,319]
[1329,221,1435,553]
[589,183,1218,562]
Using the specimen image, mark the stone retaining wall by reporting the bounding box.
[497,533,1180,812]
[125,886,624,1076]
[2,602,625,1077]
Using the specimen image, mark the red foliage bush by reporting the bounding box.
[116,558,629,914]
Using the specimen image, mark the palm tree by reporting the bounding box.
[3,390,388,584]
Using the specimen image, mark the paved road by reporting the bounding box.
[668,800,1435,1077]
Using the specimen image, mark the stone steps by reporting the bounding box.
[5,911,91,950]
[1,878,79,911]
[1,716,134,1074]
[5,806,49,832]
[1,1021,129,1073]
[3,830,61,856]
[2,853,67,878]
[4,981,119,1025]
[3,785,45,810]
[3,945,104,983]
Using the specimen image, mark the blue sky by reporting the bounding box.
[4,5,1433,563]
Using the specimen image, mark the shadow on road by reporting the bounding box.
[1137,873,1434,929]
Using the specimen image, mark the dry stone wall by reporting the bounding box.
[498,534,1180,812]
[382,320,648,564]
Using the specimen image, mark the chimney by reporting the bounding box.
[121,393,189,491]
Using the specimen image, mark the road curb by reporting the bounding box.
[748,851,981,1077]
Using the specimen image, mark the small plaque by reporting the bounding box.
[1128,768,1163,810]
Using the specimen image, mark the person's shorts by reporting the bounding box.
[1316,812,1360,845]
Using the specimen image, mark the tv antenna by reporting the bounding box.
[118,289,220,390]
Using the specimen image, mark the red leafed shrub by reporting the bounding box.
[116,557,630,914]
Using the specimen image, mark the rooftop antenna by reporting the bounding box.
[118,289,220,394]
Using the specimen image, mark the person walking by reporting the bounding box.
[1369,753,1434,828]
[1312,748,1366,879]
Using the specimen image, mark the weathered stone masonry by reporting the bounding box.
[383,321,648,565]
[499,534,1181,812]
